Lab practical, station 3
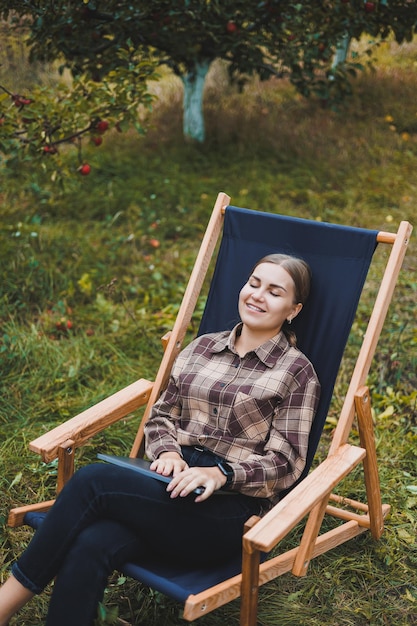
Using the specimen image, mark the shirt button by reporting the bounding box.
[213,408,218,415]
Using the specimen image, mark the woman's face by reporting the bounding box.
[238,262,302,338]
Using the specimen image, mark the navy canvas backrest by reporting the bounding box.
[199,206,378,482]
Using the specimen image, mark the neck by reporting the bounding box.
[235,324,280,357]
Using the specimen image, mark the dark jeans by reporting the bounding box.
[12,459,263,626]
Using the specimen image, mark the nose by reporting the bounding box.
[251,288,265,301]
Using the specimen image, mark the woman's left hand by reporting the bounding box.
[167,466,227,502]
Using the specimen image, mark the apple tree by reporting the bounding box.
[0,35,157,176]
[1,0,416,159]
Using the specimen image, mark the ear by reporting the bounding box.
[288,303,303,323]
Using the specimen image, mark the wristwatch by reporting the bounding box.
[216,459,234,487]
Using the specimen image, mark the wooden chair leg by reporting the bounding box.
[57,440,75,494]
[292,495,330,576]
[355,386,385,539]
[240,544,261,626]
[240,516,261,626]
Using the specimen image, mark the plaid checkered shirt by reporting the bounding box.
[145,324,321,508]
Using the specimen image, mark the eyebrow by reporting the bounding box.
[250,274,288,293]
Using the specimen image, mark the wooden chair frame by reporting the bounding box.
[8,192,412,626]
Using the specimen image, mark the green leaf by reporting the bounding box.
[397,528,415,544]
[9,471,22,488]
[378,405,395,419]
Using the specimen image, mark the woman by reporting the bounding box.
[0,254,320,626]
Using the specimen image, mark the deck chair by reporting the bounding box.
[8,192,412,626]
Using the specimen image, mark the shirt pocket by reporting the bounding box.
[228,392,273,440]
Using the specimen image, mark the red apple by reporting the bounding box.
[91,136,103,146]
[226,21,238,34]
[364,2,375,12]
[12,95,32,107]
[78,163,91,176]
[95,120,109,133]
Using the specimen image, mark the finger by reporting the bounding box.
[169,474,214,500]
[193,480,216,502]
[167,473,198,498]
[172,460,189,476]
[150,459,169,474]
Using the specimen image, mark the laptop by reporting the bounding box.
[97,453,205,495]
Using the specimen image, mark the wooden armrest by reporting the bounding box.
[8,500,56,528]
[29,378,154,463]
[243,443,366,554]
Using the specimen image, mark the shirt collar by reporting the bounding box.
[210,323,290,367]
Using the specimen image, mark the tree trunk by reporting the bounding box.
[181,59,211,143]
[332,34,350,68]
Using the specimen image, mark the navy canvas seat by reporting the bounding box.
[199,206,378,489]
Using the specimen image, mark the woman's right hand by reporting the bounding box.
[150,452,188,477]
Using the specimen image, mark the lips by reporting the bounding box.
[246,302,265,313]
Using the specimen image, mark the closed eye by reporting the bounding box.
[248,279,284,297]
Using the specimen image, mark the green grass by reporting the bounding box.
[1,38,417,625]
